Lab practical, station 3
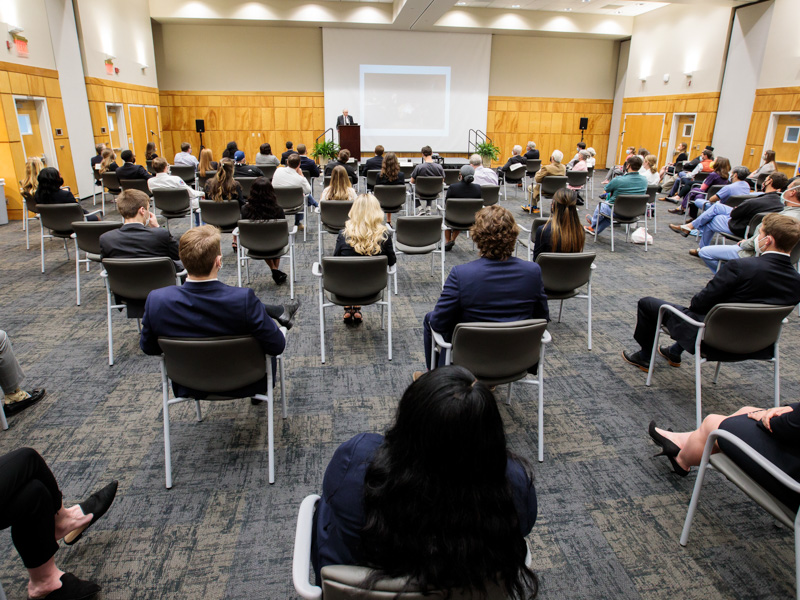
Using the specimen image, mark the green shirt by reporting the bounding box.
[604,171,648,203]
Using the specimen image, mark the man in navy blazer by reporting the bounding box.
[624,213,800,371]
[140,225,295,400]
[421,206,549,372]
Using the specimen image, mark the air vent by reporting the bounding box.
[603,4,625,9]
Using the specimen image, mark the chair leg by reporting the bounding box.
[279,356,287,419]
[318,283,326,364]
[679,439,714,546]
[712,362,722,384]
[267,386,275,485]
[387,288,392,361]
[441,230,446,290]
[506,382,512,406]
[194,400,203,422]
[75,238,81,306]
[587,281,593,351]
[107,290,114,366]
[237,245,243,287]
[694,352,703,428]
[25,216,30,250]
[161,364,173,489]
[538,345,545,463]
[289,243,295,300]
[0,402,8,431]
[40,224,45,274]
[557,300,564,323]
[774,352,781,408]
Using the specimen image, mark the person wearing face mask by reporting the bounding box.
[697,177,800,272]
[622,212,800,372]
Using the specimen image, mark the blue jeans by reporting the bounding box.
[698,243,741,273]
[591,203,614,234]
[307,194,318,208]
[691,203,733,247]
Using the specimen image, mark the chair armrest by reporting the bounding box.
[70,233,77,239]
[289,225,298,235]
[85,209,103,218]
[431,328,451,350]
[387,265,397,275]
[598,200,612,210]
[232,227,240,236]
[518,224,531,233]
[657,303,705,328]
[100,270,108,279]
[279,326,288,338]
[385,223,396,233]
[542,330,552,344]
[176,269,188,278]
[590,263,597,270]
[312,262,322,277]
[292,494,323,600]
[436,204,445,213]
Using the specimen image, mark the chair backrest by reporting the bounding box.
[101,171,119,191]
[197,170,217,190]
[120,178,151,195]
[146,159,154,174]
[535,252,596,294]
[237,219,290,254]
[237,177,258,200]
[612,194,649,220]
[261,165,277,180]
[399,164,415,178]
[587,166,594,179]
[531,217,549,240]
[443,169,461,186]
[323,175,332,189]
[646,184,660,204]
[102,257,177,301]
[367,169,381,187]
[320,200,354,231]
[745,211,770,237]
[158,336,268,395]
[540,176,567,198]
[566,171,588,187]
[373,185,406,212]
[153,188,191,213]
[415,176,444,198]
[451,319,548,384]
[505,166,526,183]
[705,184,726,200]
[72,220,123,254]
[21,189,38,214]
[703,303,794,354]
[198,199,241,229]
[37,203,85,232]
[321,256,388,300]
[526,159,541,174]
[395,215,442,248]
[694,172,708,183]
[790,240,800,266]
[444,198,484,228]
[169,165,195,184]
[480,185,500,206]
[756,172,769,191]
[723,194,753,208]
[274,186,305,212]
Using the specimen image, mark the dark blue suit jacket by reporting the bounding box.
[299,155,320,178]
[429,256,550,339]
[140,280,286,398]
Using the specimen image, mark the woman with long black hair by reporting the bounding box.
[241,177,287,285]
[313,366,539,598]
[35,167,102,221]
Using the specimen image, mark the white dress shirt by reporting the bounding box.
[148,172,203,208]
[271,166,311,195]
[473,166,499,186]
[173,152,199,167]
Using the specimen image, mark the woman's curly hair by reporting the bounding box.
[471,205,519,261]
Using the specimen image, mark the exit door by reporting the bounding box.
[16,99,46,165]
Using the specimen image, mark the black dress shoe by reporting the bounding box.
[28,573,101,600]
[658,345,682,367]
[445,241,455,252]
[622,350,650,372]
[64,481,118,545]
[648,421,689,477]
[271,269,287,285]
[276,301,301,330]
[3,389,46,416]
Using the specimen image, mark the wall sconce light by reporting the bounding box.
[663,73,670,83]
[8,25,24,35]
[638,74,647,82]
[683,70,694,86]
[138,62,149,73]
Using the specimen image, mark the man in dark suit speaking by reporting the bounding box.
[336,109,354,127]
[623,213,800,371]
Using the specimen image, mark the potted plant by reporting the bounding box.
[311,140,340,166]
[475,140,500,167]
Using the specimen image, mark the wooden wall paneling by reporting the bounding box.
[741,86,800,172]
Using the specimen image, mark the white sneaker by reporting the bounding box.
[425,206,432,215]
[417,206,427,216]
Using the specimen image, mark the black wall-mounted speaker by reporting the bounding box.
[579,117,588,130]
[195,119,205,133]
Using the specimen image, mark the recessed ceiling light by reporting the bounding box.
[511,4,520,7]
[456,1,466,4]
[564,7,572,10]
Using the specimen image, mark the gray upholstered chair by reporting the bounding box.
[71,220,123,306]
[275,185,308,241]
[645,184,660,233]
[718,211,769,245]
[593,194,650,252]
[480,184,500,206]
[157,334,286,488]
[536,252,597,350]
[261,165,278,180]
[101,171,120,203]
[101,257,183,366]
[391,215,444,293]
[645,303,795,427]
[237,176,258,200]
[0,402,7,431]
[234,219,297,298]
[365,169,381,191]
[198,199,241,238]
[37,203,102,274]
[169,165,195,185]
[566,170,588,197]
[443,169,461,187]
[431,319,551,461]
[152,188,192,232]
[119,178,151,196]
[525,158,542,203]
[317,200,353,262]
[373,185,407,218]
[413,176,444,213]
[538,176,568,216]
[439,198,483,260]
[679,428,800,600]
[196,170,216,192]
[21,189,40,250]
[516,217,549,261]
[312,256,394,364]
[502,165,526,199]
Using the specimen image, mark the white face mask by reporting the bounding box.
[780,188,798,205]
[755,234,769,256]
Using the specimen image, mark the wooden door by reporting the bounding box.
[675,115,695,155]
[129,106,148,166]
[619,114,664,164]
[107,106,121,150]
[16,100,45,163]
[772,114,800,178]
[144,106,162,158]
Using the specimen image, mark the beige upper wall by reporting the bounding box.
[74,0,158,88]
[0,0,56,70]
[758,0,800,89]
[489,35,618,98]
[153,23,323,92]
[625,3,733,98]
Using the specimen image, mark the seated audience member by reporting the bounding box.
[90,143,105,184]
[312,366,539,596]
[0,447,118,600]
[524,141,539,160]
[566,141,588,169]
[567,149,590,204]
[333,193,396,325]
[694,148,715,176]
[363,145,385,182]
[421,206,549,371]
[376,152,405,187]
[296,144,321,208]
[1,330,46,416]
[321,166,357,202]
[255,143,280,168]
[497,144,527,182]
[410,145,446,215]
[662,162,695,203]
[324,149,359,184]
[748,149,777,184]
[173,142,199,168]
[281,141,295,166]
[145,142,158,162]
[116,150,153,181]
[198,148,218,177]
[585,155,647,236]
[205,158,244,207]
[148,157,205,224]
[35,168,101,221]
[22,156,44,199]
[140,226,295,400]
[272,153,312,229]
[602,146,637,184]
[586,147,597,169]
[98,149,120,193]
[221,141,239,160]
[527,150,566,214]
[622,212,800,372]
[641,154,661,186]
[648,405,800,504]
[659,142,688,180]
[698,177,800,272]
[241,177,288,286]
[443,165,482,250]
[533,188,585,261]
[469,153,499,186]
[233,151,264,178]
[674,156,731,217]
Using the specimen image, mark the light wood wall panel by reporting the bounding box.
[0,61,78,220]
[618,92,720,168]
[486,96,614,168]
[743,86,800,173]
[158,91,326,163]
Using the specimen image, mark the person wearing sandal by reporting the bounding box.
[1,330,46,417]
[333,193,396,325]
[647,404,800,513]
[0,447,117,600]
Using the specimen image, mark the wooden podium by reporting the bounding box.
[337,125,361,160]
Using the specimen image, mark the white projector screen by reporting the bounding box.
[322,29,491,153]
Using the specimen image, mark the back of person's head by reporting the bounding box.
[180,142,190,153]
[297,144,307,155]
[329,165,352,199]
[764,149,776,164]
[471,205,519,261]
[95,143,105,155]
[209,158,236,201]
[121,149,134,163]
[527,141,536,150]
[644,154,657,173]
[702,149,714,160]
[338,149,350,163]
[35,167,63,200]
[381,152,400,181]
[713,156,731,178]
[287,154,301,169]
[587,147,596,157]
[226,141,238,153]
[579,150,591,162]
[577,142,586,150]
[361,366,537,598]
[761,213,800,253]
[626,155,643,172]
[374,145,384,156]
[152,157,169,173]
[246,177,279,218]
[731,166,750,181]
[100,148,116,173]
[768,172,789,192]
[459,164,475,184]
[145,142,156,159]
[286,141,293,150]
[23,157,44,193]
[260,143,272,156]
[638,148,649,158]
[549,188,585,254]
[179,225,221,277]
[344,193,387,256]
[551,150,563,163]
[421,145,433,157]
[198,148,214,177]
[469,154,482,167]
[512,144,522,156]
[234,150,246,163]
[117,189,150,219]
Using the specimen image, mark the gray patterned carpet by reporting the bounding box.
[1,171,797,599]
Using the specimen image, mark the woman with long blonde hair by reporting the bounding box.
[21,157,44,198]
[321,165,357,201]
[642,154,660,185]
[533,188,585,261]
[333,193,396,324]
[198,148,218,178]
[98,149,120,193]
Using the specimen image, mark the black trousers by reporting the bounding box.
[633,297,698,357]
[0,448,62,568]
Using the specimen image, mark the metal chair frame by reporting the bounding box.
[389,215,444,294]
[234,220,297,299]
[38,204,103,274]
[71,220,123,306]
[593,195,650,252]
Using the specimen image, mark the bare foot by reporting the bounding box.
[54,505,93,541]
